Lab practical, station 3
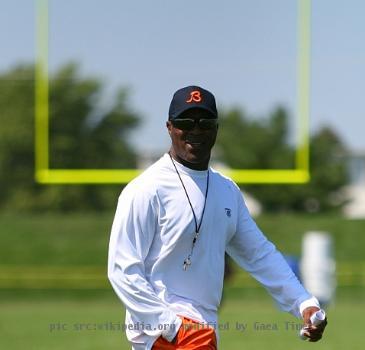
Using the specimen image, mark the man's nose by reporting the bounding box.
[189,121,203,133]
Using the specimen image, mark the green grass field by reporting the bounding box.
[1,289,364,349]
[0,212,364,348]
[0,212,364,266]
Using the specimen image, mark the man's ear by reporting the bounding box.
[166,120,172,135]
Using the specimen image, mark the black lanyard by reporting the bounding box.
[169,153,210,270]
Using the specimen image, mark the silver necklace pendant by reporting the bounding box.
[183,257,192,271]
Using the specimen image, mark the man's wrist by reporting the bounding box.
[299,296,320,318]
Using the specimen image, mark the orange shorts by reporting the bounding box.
[152,316,217,350]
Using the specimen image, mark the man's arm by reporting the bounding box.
[108,186,181,342]
[226,190,327,332]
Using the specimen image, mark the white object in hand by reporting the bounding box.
[299,309,326,340]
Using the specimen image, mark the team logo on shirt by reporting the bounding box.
[225,208,231,217]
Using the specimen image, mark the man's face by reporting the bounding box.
[167,108,218,167]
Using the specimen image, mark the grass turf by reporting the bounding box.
[0,291,363,349]
[0,212,364,348]
[0,212,364,266]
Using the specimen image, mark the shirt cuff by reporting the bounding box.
[299,296,320,318]
[161,315,182,342]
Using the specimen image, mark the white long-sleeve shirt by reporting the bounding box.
[108,154,319,349]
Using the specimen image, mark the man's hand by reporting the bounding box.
[301,306,327,342]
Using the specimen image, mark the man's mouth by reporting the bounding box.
[186,140,204,147]
[186,136,205,145]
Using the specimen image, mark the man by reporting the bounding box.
[108,85,327,349]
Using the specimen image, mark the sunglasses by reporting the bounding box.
[171,118,218,131]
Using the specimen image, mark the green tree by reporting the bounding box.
[303,127,348,211]
[0,63,140,211]
[215,107,294,169]
[49,64,138,169]
[215,107,348,212]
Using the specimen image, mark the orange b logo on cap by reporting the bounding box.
[186,91,202,103]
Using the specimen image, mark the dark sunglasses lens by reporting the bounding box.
[172,119,195,130]
[199,119,217,129]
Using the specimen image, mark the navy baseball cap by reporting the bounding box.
[168,85,218,120]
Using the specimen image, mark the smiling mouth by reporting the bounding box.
[186,141,204,147]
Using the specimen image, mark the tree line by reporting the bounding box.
[0,63,348,212]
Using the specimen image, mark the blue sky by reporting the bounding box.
[1,0,364,153]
